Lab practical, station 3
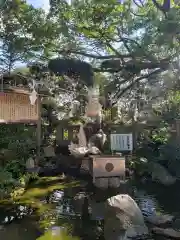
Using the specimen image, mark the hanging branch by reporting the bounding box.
[112,68,163,106]
[151,0,171,16]
[57,49,131,60]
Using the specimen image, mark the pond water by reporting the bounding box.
[0,176,180,240]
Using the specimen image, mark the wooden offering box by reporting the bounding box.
[88,155,125,183]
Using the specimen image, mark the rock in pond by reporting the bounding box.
[152,227,180,239]
[73,192,87,214]
[104,194,148,240]
[145,213,174,225]
[150,162,176,186]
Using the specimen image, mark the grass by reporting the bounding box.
[0,175,87,212]
[21,181,80,199]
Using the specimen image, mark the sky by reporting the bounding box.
[26,0,50,12]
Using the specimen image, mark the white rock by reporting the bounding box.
[68,143,89,158]
[26,157,35,169]
[104,194,148,240]
[89,146,101,155]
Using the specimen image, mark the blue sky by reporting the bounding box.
[26,0,71,10]
[26,0,50,12]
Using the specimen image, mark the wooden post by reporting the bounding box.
[132,119,137,150]
[175,119,180,142]
[37,96,41,159]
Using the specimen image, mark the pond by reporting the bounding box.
[0,175,180,240]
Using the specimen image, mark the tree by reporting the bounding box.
[0,0,58,73]
[47,0,180,105]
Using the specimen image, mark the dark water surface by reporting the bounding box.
[0,176,180,240]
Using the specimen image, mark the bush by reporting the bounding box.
[137,91,180,176]
[0,124,37,198]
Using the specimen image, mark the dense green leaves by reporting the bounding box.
[45,0,180,103]
[0,0,58,71]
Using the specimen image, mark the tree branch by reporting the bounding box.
[112,68,163,105]
[151,0,170,15]
[94,57,169,73]
[58,49,132,60]
[133,0,144,7]
[117,30,155,61]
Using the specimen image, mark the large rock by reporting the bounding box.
[152,227,180,239]
[104,194,148,240]
[150,162,176,186]
[145,213,174,225]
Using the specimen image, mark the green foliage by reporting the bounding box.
[151,123,170,144]
[137,89,180,177]
[155,92,180,168]
[163,91,180,121]
[0,124,37,198]
[45,0,180,103]
[0,168,18,198]
[0,124,36,157]
[0,0,58,71]
[0,168,14,186]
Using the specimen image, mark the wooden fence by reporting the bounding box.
[0,92,39,123]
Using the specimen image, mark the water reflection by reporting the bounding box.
[37,227,80,240]
[1,178,180,240]
[133,189,157,216]
[0,204,33,224]
[132,181,180,215]
[0,177,88,239]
